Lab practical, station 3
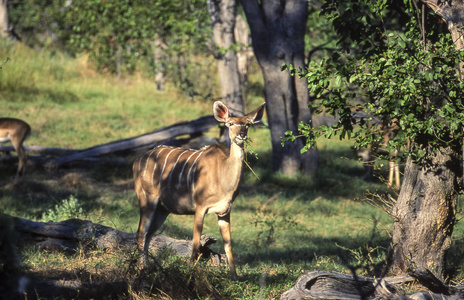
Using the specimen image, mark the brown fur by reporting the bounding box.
[0,118,31,181]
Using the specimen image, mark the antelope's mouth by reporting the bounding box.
[234,136,247,146]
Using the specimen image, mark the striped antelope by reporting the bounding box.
[0,118,31,181]
[133,101,265,279]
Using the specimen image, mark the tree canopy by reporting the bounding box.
[286,0,464,162]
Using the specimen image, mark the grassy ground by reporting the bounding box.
[1,40,464,299]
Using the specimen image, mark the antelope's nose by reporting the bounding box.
[238,133,247,140]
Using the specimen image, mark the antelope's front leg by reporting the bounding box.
[218,213,237,280]
[191,209,206,262]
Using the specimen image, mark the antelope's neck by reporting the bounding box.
[223,142,245,190]
[230,141,244,161]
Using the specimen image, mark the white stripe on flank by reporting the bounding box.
[168,149,189,186]
[151,147,168,190]
[142,148,158,178]
[159,148,178,188]
[178,150,198,189]
[187,150,204,193]
[191,161,199,194]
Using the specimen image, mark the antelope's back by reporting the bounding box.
[0,118,31,140]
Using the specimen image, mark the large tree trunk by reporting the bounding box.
[392,146,459,281]
[208,0,244,117]
[391,1,464,281]
[240,0,318,176]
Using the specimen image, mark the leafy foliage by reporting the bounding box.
[284,0,464,162]
[8,0,213,94]
[41,195,84,222]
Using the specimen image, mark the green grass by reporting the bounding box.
[1,40,464,299]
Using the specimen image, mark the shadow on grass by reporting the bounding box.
[242,148,395,200]
[236,234,390,262]
[0,159,135,220]
[1,85,80,104]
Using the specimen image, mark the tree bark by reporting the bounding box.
[208,0,244,117]
[392,146,459,281]
[239,0,318,176]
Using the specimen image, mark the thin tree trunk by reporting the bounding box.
[234,15,253,102]
[153,34,167,91]
[240,0,318,176]
[0,0,8,38]
[208,0,244,117]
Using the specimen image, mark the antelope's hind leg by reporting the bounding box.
[11,135,27,180]
[136,194,169,268]
[144,205,169,267]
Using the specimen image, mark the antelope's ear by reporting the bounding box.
[213,101,229,122]
[247,102,266,124]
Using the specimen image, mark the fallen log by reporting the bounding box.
[0,115,219,166]
[0,145,78,156]
[53,115,218,164]
[3,213,222,264]
[280,271,464,300]
[1,213,225,299]
[280,271,397,300]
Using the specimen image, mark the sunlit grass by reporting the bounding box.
[0,40,213,149]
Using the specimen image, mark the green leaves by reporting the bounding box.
[8,0,211,76]
[284,0,464,162]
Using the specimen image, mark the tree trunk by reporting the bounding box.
[240,0,318,176]
[391,1,464,281]
[208,0,244,117]
[392,146,459,281]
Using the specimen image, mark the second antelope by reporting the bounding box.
[0,117,31,181]
[356,119,401,189]
[133,101,265,279]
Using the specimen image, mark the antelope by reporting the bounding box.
[133,101,265,279]
[356,119,401,189]
[0,118,31,180]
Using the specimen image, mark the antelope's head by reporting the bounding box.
[213,101,265,147]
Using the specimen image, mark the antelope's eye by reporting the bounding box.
[227,122,233,127]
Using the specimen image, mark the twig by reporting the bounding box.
[244,159,260,180]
